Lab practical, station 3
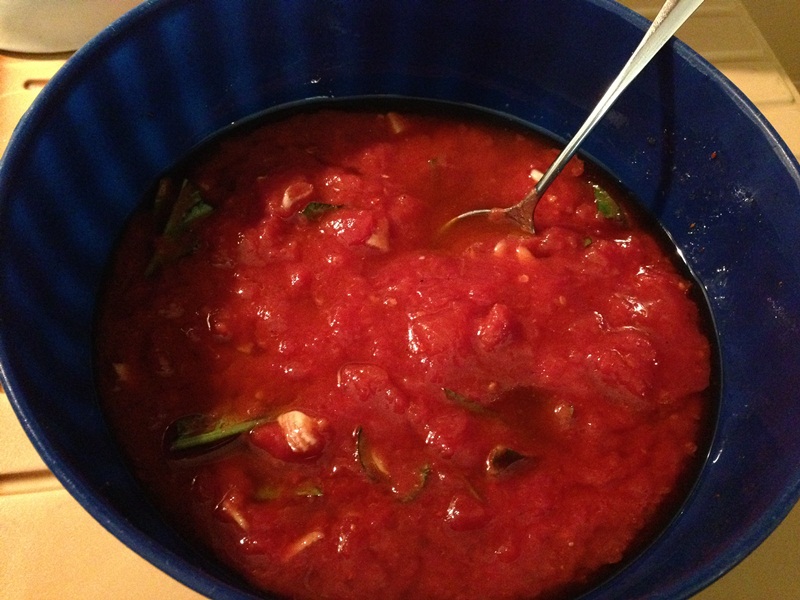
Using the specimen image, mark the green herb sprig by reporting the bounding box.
[146,178,214,276]
[167,413,268,454]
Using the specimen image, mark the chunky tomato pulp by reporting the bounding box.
[95,108,713,599]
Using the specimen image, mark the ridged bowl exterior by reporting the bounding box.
[0,0,799,598]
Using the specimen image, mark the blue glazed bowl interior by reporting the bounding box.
[1,0,799,598]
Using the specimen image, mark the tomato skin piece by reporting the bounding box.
[249,422,299,461]
[475,303,520,351]
[324,208,375,246]
[445,493,491,531]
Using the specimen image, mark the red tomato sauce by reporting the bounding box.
[95,107,713,600]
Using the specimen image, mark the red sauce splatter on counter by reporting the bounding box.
[95,108,713,600]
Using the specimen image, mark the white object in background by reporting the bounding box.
[0,0,141,53]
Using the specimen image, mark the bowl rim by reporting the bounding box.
[1,1,799,599]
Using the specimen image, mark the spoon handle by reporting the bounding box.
[527,0,705,204]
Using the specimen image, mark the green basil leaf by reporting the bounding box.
[301,202,341,220]
[592,183,622,220]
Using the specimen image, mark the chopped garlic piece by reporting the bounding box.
[277,410,326,453]
[370,451,390,476]
[553,403,575,430]
[365,217,390,251]
[236,342,254,354]
[218,496,249,530]
[386,112,407,134]
[515,245,534,263]
[112,363,131,383]
[284,530,325,561]
[281,181,314,210]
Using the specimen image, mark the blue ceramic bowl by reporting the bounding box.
[1,0,799,598]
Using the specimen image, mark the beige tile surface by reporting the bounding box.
[0,393,48,476]
[0,489,199,599]
[739,0,800,86]
[1,1,799,598]
[0,52,66,151]
[622,0,800,156]
[695,504,800,600]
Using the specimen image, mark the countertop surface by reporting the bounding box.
[1,0,798,598]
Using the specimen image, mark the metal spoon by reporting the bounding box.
[444,0,704,234]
